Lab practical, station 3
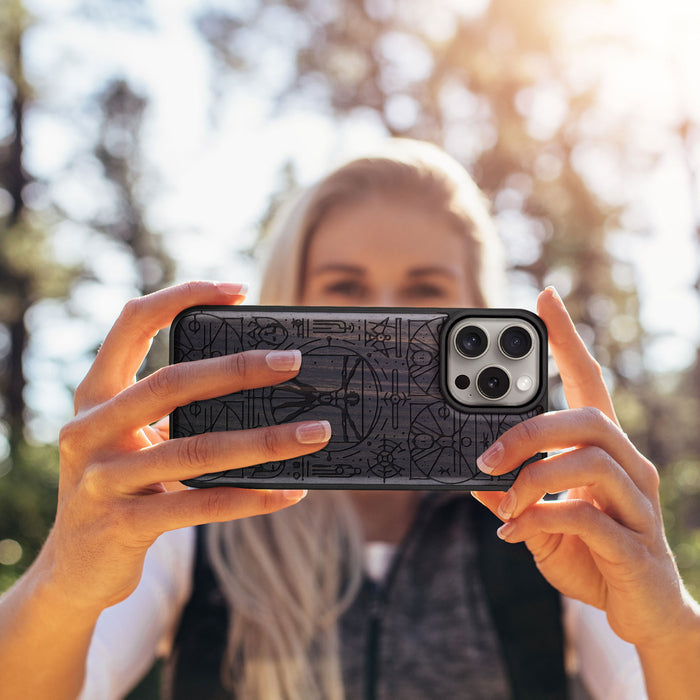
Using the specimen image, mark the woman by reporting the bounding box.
[1,140,698,699]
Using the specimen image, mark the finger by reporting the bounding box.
[137,486,309,537]
[537,287,618,424]
[470,491,603,594]
[495,498,643,564]
[496,446,651,532]
[476,407,659,494]
[471,489,507,519]
[115,420,332,490]
[96,349,302,437]
[471,491,612,604]
[143,417,170,444]
[77,281,248,408]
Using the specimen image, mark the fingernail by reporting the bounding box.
[545,285,562,303]
[477,442,504,474]
[296,420,331,444]
[498,490,517,520]
[497,521,516,541]
[283,489,307,502]
[266,349,302,372]
[214,282,249,297]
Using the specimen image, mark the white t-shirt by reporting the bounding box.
[79,527,647,699]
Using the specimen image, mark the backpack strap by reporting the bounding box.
[161,525,231,700]
[472,503,569,699]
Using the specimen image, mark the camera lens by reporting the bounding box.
[499,326,533,359]
[477,366,510,400]
[455,325,488,358]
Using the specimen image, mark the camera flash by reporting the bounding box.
[516,375,533,392]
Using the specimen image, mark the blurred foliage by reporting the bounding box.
[0,1,71,445]
[0,1,67,588]
[661,352,700,602]
[0,439,58,591]
[0,0,174,590]
[88,77,176,376]
[0,4,699,695]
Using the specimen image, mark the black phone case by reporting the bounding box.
[170,306,547,490]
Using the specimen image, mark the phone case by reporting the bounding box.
[170,306,547,490]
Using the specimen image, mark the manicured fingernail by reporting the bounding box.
[498,490,517,520]
[266,349,301,371]
[296,420,331,444]
[477,442,503,474]
[214,282,249,297]
[283,489,307,502]
[497,521,516,541]
[545,285,562,303]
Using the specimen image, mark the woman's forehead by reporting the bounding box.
[307,198,469,265]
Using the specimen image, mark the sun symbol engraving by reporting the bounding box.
[364,317,398,356]
[367,438,405,481]
[409,402,476,484]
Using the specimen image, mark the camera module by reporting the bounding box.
[446,314,540,408]
[498,326,533,359]
[455,325,488,358]
[476,366,510,400]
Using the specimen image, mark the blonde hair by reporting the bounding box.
[207,139,505,699]
[206,493,363,699]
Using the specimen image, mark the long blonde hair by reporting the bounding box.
[206,139,504,699]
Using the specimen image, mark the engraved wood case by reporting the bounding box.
[170,306,547,490]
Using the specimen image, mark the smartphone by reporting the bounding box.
[169,306,547,490]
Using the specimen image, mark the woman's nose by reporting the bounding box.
[372,289,399,307]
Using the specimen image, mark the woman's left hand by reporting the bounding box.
[472,287,697,651]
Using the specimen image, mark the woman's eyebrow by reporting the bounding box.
[309,263,365,275]
[407,266,461,279]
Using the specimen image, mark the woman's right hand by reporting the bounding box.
[44,281,329,615]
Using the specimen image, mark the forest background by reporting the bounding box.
[2,0,700,693]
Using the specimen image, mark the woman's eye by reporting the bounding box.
[323,280,367,299]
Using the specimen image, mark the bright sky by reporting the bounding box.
[569,0,700,370]
[14,0,700,440]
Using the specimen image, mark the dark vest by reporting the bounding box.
[163,495,567,699]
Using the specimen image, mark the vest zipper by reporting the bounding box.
[364,580,383,700]
[362,494,449,700]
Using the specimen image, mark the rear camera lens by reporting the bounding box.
[499,326,533,359]
[477,366,510,400]
[455,325,488,358]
